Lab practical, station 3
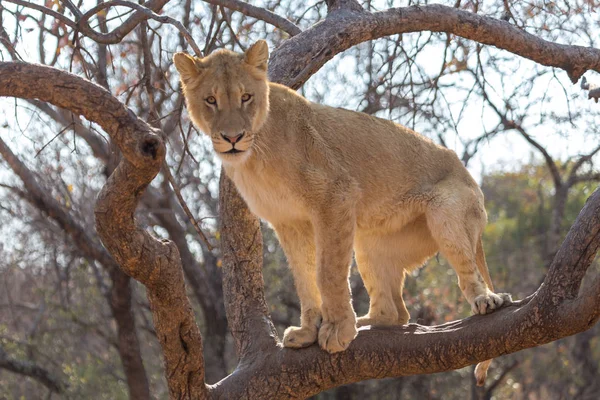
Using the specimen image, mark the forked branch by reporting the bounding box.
[0,62,208,399]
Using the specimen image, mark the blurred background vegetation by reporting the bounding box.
[1,0,599,399]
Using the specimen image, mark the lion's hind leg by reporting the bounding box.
[425,185,507,315]
[355,216,437,327]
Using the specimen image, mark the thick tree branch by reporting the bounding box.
[0,62,151,167]
[325,0,365,14]
[0,138,151,400]
[0,62,207,398]
[269,4,600,89]
[5,0,600,392]
[219,173,278,360]
[541,189,600,303]
[211,188,600,399]
[96,154,208,399]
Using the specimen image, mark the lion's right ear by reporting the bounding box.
[244,40,269,72]
[173,52,204,84]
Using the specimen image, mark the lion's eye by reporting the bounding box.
[206,96,217,105]
[241,93,252,103]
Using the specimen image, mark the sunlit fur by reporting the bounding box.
[174,41,511,382]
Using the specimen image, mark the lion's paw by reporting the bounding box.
[318,315,357,353]
[282,325,318,349]
[472,292,512,315]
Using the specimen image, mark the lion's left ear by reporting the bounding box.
[244,40,269,72]
[173,52,204,84]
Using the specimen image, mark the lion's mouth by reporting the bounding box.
[223,148,243,154]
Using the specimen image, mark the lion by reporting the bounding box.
[173,40,511,385]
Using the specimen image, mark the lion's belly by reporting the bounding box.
[229,168,307,224]
[355,192,430,235]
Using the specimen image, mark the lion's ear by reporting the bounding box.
[244,40,269,72]
[173,52,204,84]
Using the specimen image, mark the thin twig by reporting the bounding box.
[35,123,74,158]
[163,162,214,251]
[78,0,202,56]
[203,0,302,37]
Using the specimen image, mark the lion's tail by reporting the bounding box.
[474,237,494,386]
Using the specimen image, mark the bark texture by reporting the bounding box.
[218,172,279,361]
[269,4,600,89]
[0,137,151,400]
[2,2,600,398]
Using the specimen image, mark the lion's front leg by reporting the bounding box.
[274,222,322,349]
[313,201,358,354]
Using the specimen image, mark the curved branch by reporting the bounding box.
[211,188,600,399]
[3,0,170,45]
[78,0,201,56]
[0,61,208,399]
[0,62,152,167]
[202,0,302,37]
[269,4,600,89]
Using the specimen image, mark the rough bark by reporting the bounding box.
[218,172,279,361]
[147,186,229,382]
[0,137,151,400]
[3,2,600,397]
[269,4,600,89]
[0,63,208,399]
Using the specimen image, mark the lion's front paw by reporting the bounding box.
[472,292,512,314]
[282,325,318,349]
[318,315,357,353]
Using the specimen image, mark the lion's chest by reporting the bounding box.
[228,166,306,224]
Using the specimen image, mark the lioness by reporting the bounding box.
[174,40,511,383]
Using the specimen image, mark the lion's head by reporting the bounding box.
[173,41,270,164]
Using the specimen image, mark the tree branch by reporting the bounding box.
[540,188,600,303]
[0,138,151,400]
[211,187,600,398]
[0,62,152,167]
[219,173,279,360]
[78,0,201,56]
[5,0,600,394]
[269,4,600,89]
[470,71,563,190]
[202,0,302,37]
[0,62,208,398]
[0,345,66,394]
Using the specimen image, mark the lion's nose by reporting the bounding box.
[221,132,244,144]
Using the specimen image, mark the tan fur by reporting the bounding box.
[174,41,511,379]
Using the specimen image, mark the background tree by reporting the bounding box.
[1,0,600,399]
